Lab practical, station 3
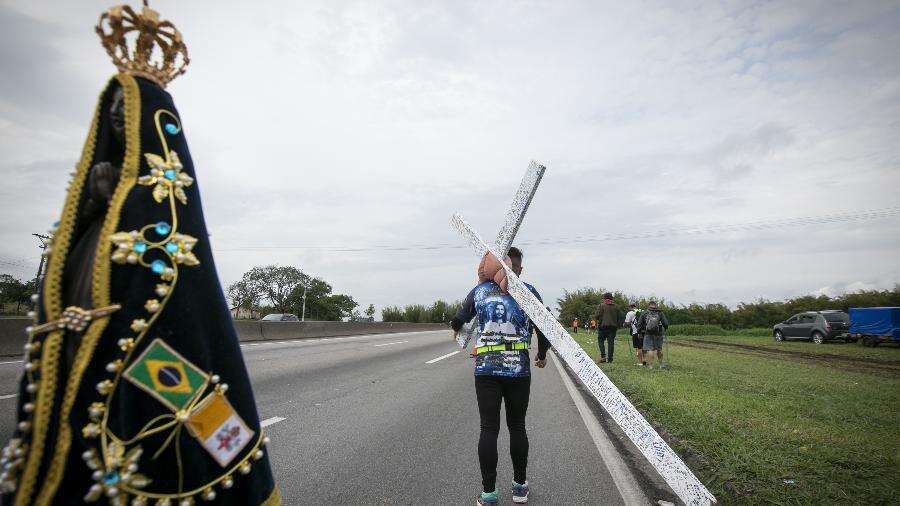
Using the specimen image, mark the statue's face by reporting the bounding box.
[109,87,125,143]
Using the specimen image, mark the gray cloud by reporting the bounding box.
[1,0,899,315]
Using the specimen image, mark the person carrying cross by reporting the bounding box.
[451,247,550,505]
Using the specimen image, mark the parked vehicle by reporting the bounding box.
[848,307,900,347]
[260,313,299,322]
[773,310,850,344]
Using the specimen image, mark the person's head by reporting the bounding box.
[507,246,523,276]
[494,302,506,321]
[648,300,658,310]
[602,292,612,300]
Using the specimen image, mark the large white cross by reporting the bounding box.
[456,161,546,349]
[450,162,716,506]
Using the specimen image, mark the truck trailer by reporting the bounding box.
[848,307,900,347]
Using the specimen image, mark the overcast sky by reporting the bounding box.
[2,0,899,316]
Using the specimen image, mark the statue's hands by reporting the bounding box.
[88,161,119,202]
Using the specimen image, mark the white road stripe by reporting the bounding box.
[373,340,408,347]
[425,350,460,364]
[0,394,18,400]
[0,360,23,365]
[260,416,286,428]
[551,352,647,506]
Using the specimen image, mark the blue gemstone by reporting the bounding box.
[133,242,148,253]
[165,242,178,254]
[155,222,171,235]
[102,471,120,486]
[164,169,176,181]
[164,123,178,135]
[151,260,166,274]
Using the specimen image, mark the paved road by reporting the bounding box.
[0,331,633,505]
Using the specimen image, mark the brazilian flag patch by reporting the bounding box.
[124,338,209,412]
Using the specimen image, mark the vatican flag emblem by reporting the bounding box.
[186,392,254,466]
[124,338,209,412]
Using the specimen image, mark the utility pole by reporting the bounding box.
[25,233,50,312]
[32,233,51,285]
[301,286,307,322]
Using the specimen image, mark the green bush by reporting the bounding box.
[556,285,900,329]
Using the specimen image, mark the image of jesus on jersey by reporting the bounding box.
[481,301,520,340]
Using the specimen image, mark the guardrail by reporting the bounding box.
[0,317,446,357]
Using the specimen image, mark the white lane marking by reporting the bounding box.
[0,394,18,400]
[426,350,460,364]
[551,352,647,506]
[373,340,408,347]
[0,360,23,365]
[260,416,286,428]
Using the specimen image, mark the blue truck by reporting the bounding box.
[848,307,900,347]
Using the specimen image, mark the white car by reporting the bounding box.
[260,313,299,322]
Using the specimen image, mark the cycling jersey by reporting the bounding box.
[452,281,549,377]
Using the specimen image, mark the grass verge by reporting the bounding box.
[567,328,899,505]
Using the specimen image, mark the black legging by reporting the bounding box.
[475,375,531,492]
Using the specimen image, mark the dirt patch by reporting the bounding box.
[670,339,900,377]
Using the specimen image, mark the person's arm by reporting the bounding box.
[450,287,477,332]
[636,312,646,332]
[536,327,550,361]
[525,285,550,366]
[661,312,670,329]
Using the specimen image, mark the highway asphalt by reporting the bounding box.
[0,331,637,505]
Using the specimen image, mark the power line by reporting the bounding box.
[213,205,900,253]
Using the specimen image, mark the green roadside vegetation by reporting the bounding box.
[568,326,900,505]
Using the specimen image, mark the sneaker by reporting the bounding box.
[512,481,529,503]
[599,357,607,363]
[476,490,499,505]
[660,363,670,370]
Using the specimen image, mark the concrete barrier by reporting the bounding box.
[254,321,446,341]
[0,317,446,356]
[0,318,28,357]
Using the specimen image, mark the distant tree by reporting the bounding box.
[284,277,358,321]
[226,279,259,316]
[231,265,358,320]
[322,294,359,321]
[364,304,376,318]
[557,288,605,325]
[0,274,33,313]
[242,265,305,314]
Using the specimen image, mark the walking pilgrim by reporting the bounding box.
[1,3,279,505]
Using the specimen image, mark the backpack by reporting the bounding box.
[644,311,662,335]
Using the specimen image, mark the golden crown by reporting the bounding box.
[95,3,189,87]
